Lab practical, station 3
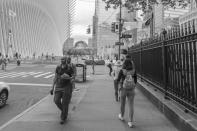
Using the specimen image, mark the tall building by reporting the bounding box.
[94,0,119,59]
[0,0,75,57]
[92,8,98,55]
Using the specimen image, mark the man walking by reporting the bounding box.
[67,57,76,91]
[92,56,95,74]
[50,56,74,124]
[112,60,122,101]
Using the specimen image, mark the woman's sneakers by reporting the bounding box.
[118,114,134,128]
[118,114,124,121]
[128,122,134,128]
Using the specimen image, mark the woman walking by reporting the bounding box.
[117,58,137,128]
[112,60,122,101]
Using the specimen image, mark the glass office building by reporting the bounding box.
[0,0,75,57]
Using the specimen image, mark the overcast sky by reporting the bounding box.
[72,0,95,43]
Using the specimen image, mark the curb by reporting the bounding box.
[137,80,197,131]
[0,95,50,131]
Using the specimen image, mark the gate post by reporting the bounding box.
[140,40,143,81]
[162,29,169,99]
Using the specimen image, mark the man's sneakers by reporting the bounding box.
[128,122,134,128]
[115,97,118,102]
[60,119,66,125]
[118,114,124,121]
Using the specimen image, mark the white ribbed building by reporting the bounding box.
[0,0,75,58]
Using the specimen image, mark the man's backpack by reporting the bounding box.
[122,69,136,89]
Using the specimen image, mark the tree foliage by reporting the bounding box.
[102,0,191,13]
[67,48,93,56]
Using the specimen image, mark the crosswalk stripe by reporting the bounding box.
[0,72,18,78]
[0,72,11,76]
[44,74,55,78]
[21,72,42,77]
[0,71,55,79]
[12,72,38,78]
[34,72,52,78]
[0,72,32,78]
[9,72,27,78]
[7,83,51,86]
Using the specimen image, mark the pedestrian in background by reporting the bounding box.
[92,56,95,74]
[50,56,74,124]
[0,53,2,66]
[107,60,113,76]
[112,60,122,102]
[117,58,137,128]
[2,55,8,71]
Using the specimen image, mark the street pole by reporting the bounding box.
[118,0,122,60]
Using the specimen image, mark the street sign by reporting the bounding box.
[121,34,132,38]
[115,42,124,46]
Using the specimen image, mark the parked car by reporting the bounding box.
[0,82,10,108]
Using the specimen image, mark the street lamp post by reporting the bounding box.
[118,0,122,60]
[6,29,12,56]
[162,28,169,100]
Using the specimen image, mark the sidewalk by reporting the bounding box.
[0,67,178,131]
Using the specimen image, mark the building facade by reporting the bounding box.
[63,38,74,55]
[88,38,93,48]
[0,0,75,58]
[190,0,197,11]
[142,0,189,38]
[94,0,118,59]
[179,1,197,36]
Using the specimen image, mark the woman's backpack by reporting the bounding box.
[122,69,136,89]
[107,63,111,68]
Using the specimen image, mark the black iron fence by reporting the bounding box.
[129,26,197,114]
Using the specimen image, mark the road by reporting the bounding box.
[0,64,56,126]
[0,63,107,127]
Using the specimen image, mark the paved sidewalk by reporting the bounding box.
[0,67,178,131]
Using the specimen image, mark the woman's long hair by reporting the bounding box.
[122,59,133,70]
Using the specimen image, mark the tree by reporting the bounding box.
[102,0,190,13]
[67,48,93,63]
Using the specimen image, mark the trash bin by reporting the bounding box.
[75,63,86,82]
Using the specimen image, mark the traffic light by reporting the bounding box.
[115,23,119,32]
[111,22,115,32]
[87,27,91,34]
[111,22,119,33]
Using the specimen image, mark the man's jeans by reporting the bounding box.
[113,80,119,101]
[120,89,135,122]
[54,91,71,121]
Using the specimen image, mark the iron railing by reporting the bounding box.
[129,25,197,114]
